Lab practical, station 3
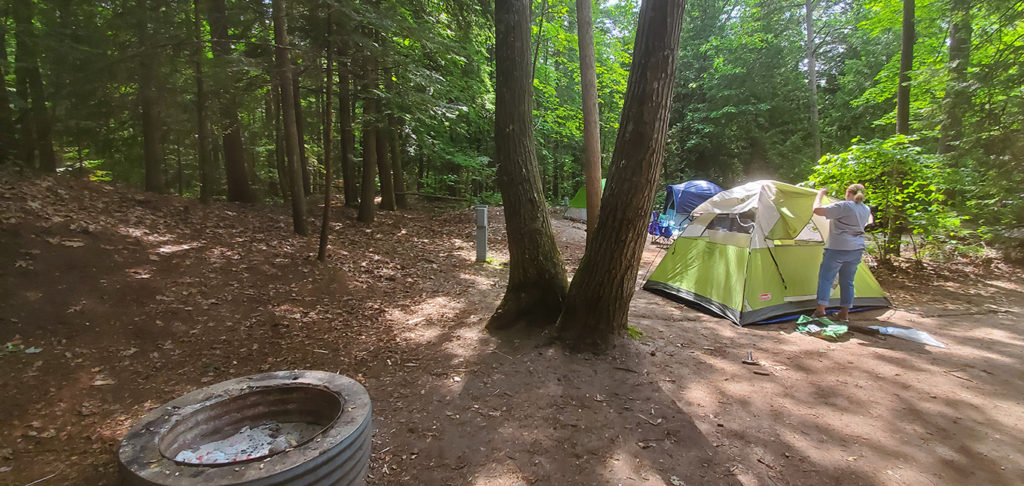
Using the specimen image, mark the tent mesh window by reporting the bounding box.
[706,211,756,234]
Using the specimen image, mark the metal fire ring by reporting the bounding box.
[118,370,372,485]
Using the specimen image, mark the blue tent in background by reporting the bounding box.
[649,180,723,242]
[663,180,723,225]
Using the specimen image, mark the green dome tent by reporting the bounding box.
[564,179,606,222]
[643,180,890,326]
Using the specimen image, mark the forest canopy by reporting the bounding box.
[2,0,1022,259]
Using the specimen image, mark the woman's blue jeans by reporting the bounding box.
[816,248,864,307]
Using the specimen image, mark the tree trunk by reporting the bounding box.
[532,0,548,81]
[375,75,397,212]
[385,71,407,210]
[272,0,307,235]
[0,20,14,163]
[337,37,358,208]
[318,11,335,262]
[292,65,311,195]
[887,0,915,258]
[556,0,686,351]
[357,51,379,224]
[390,114,408,209]
[576,0,602,240]
[14,0,57,171]
[139,0,165,193]
[805,0,821,161]
[176,144,184,195]
[939,0,971,155]
[194,0,215,203]
[272,78,290,201]
[895,0,914,136]
[487,0,569,331]
[337,42,358,208]
[209,0,255,202]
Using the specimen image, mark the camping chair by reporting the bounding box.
[648,211,678,244]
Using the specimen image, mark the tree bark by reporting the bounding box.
[895,0,915,136]
[887,0,915,258]
[272,0,308,235]
[13,0,56,171]
[384,71,407,210]
[209,0,256,202]
[487,0,569,331]
[272,77,290,201]
[357,51,379,224]
[376,64,396,211]
[318,11,335,262]
[194,0,215,203]
[337,37,358,208]
[292,65,311,195]
[376,128,396,210]
[0,19,14,163]
[390,114,408,209]
[939,0,971,155]
[139,0,165,193]
[805,0,821,161]
[556,0,686,351]
[576,0,602,240]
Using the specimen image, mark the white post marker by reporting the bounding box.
[475,205,488,262]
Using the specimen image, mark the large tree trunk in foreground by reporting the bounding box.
[556,0,686,351]
[939,0,971,155]
[487,0,569,331]
[209,0,256,202]
[272,0,307,235]
[576,0,602,239]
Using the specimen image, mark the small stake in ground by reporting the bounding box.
[742,351,758,366]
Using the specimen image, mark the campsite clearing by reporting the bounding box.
[1,178,1022,485]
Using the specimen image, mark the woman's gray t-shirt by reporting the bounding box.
[822,201,872,250]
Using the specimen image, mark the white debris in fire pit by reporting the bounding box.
[174,422,323,464]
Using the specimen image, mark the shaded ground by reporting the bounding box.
[1,173,1022,485]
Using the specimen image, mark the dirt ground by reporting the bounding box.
[1,173,1022,486]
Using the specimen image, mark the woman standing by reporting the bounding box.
[812,184,872,321]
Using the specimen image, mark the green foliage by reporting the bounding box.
[809,136,965,257]
[2,0,1019,264]
[626,325,643,340]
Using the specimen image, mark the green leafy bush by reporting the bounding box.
[809,135,966,260]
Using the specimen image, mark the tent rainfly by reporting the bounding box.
[643,180,890,325]
[564,179,606,222]
[661,180,723,226]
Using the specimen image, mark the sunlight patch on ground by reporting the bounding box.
[204,247,241,261]
[469,461,529,485]
[155,242,199,254]
[117,225,175,244]
[442,326,489,360]
[599,450,662,485]
[458,272,495,287]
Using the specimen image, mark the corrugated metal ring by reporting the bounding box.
[118,370,372,485]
